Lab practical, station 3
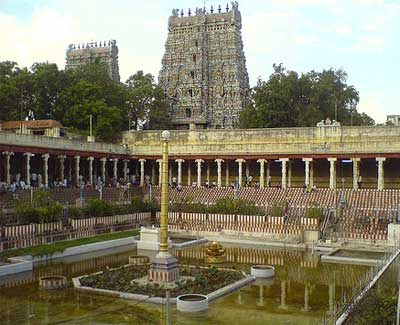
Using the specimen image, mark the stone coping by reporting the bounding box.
[0,257,32,277]
[72,264,255,305]
[15,236,138,263]
[0,236,138,278]
[202,234,306,250]
[321,248,385,266]
[172,237,208,248]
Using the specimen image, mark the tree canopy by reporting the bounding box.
[0,61,171,142]
[239,64,375,128]
[0,61,376,139]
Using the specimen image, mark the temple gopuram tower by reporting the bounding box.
[65,40,120,82]
[159,2,250,129]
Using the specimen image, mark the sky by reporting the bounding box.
[0,0,399,123]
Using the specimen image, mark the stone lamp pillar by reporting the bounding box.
[148,130,179,282]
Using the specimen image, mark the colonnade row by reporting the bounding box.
[1,151,147,187]
[0,152,389,190]
[157,157,387,190]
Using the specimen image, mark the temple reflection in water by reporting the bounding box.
[0,244,371,324]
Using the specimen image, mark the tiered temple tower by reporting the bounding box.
[159,2,250,129]
[65,40,120,82]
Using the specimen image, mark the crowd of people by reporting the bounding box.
[1,173,153,194]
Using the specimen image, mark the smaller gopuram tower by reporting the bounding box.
[159,2,250,129]
[65,40,120,82]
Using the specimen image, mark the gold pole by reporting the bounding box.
[159,131,170,253]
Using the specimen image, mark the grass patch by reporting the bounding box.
[0,229,140,259]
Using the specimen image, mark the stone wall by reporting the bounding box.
[124,126,400,158]
[0,131,128,157]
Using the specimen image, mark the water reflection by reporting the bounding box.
[0,244,372,325]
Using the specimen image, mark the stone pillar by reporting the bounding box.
[24,152,32,186]
[151,162,155,185]
[123,159,129,182]
[113,158,118,180]
[279,158,289,189]
[302,158,312,187]
[257,159,265,188]
[139,159,146,186]
[215,159,224,187]
[100,158,107,183]
[310,160,314,188]
[42,154,49,188]
[257,285,265,307]
[157,159,162,186]
[235,159,245,188]
[88,157,94,185]
[74,156,80,186]
[328,158,337,189]
[303,284,309,312]
[68,157,72,184]
[58,155,66,182]
[280,280,287,310]
[225,161,230,186]
[175,159,184,185]
[287,160,292,188]
[352,158,360,189]
[187,161,192,185]
[329,281,335,313]
[266,160,271,187]
[376,157,386,190]
[206,161,210,184]
[195,159,204,187]
[3,151,14,184]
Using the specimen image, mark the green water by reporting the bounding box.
[0,244,372,325]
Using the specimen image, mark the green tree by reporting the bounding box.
[0,61,36,121]
[146,86,172,130]
[239,64,374,128]
[0,61,20,121]
[125,71,171,130]
[95,105,122,141]
[31,62,65,120]
[55,63,124,141]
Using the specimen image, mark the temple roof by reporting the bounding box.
[2,120,64,130]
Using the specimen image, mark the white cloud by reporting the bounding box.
[329,24,353,35]
[351,35,385,52]
[358,94,387,123]
[0,7,74,69]
[0,0,398,123]
[0,1,167,81]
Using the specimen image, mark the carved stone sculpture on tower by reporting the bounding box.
[159,3,250,130]
[65,40,120,82]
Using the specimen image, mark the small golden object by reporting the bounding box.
[206,241,226,263]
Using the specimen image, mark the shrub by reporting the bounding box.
[169,197,264,216]
[269,201,288,217]
[85,199,114,217]
[131,196,147,212]
[131,196,159,213]
[306,202,323,220]
[144,199,160,212]
[68,206,85,219]
[31,190,51,208]
[15,206,40,224]
[170,197,208,213]
[15,203,62,224]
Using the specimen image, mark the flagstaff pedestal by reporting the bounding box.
[148,251,179,282]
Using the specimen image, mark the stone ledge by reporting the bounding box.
[72,266,254,305]
[172,238,208,248]
[0,257,32,277]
